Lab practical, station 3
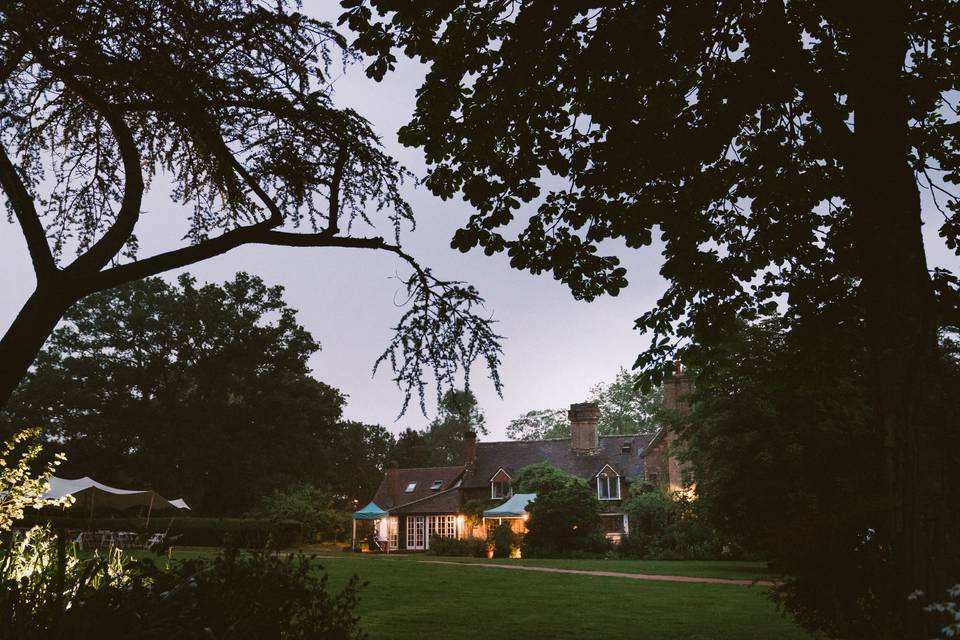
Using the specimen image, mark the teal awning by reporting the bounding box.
[483,493,537,518]
[353,501,388,520]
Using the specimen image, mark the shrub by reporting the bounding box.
[619,490,722,560]
[490,523,519,559]
[427,535,486,557]
[249,483,351,542]
[0,529,365,640]
[521,472,608,558]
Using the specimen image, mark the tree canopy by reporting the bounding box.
[1,273,396,514]
[391,388,486,467]
[506,368,661,440]
[343,2,960,635]
[0,0,502,413]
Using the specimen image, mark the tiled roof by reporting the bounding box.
[371,465,464,510]
[390,487,463,514]
[461,434,654,489]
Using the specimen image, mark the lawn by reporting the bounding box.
[308,554,811,640]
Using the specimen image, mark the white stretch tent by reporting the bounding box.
[44,476,191,515]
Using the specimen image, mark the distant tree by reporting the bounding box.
[344,2,960,632]
[250,483,351,542]
[506,409,569,441]
[0,0,502,414]
[506,369,660,440]
[590,368,661,435]
[1,273,390,514]
[392,388,487,466]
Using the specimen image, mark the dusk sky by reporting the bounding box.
[1,3,956,440]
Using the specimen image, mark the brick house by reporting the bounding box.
[369,369,691,552]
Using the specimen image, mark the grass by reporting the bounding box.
[309,554,810,640]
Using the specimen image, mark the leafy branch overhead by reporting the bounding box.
[0,0,502,411]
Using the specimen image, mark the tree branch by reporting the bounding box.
[85,226,418,293]
[0,145,57,280]
[327,145,349,235]
[762,0,855,167]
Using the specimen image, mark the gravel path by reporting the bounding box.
[417,560,778,587]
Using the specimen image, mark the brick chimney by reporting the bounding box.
[463,430,477,467]
[385,460,400,508]
[569,402,600,455]
[663,361,693,414]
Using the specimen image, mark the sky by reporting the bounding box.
[1,4,956,440]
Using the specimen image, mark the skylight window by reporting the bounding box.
[620,443,631,454]
[404,481,417,493]
[430,480,443,491]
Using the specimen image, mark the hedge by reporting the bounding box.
[20,516,306,548]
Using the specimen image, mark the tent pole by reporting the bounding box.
[88,491,95,530]
[351,518,356,552]
[145,493,154,530]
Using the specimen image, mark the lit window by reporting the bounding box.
[491,480,511,499]
[427,515,457,540]
[597,474,621,500]
[404,481,417,493]
[430,480,442,491]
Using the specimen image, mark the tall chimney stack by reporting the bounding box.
[463,431,477,467]
[569,402,600,455]
[663,361,693,414]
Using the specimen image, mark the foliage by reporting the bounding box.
[620,491,722,561]
[506,409,569,441]
[0,427,72,531]
[512,463,575,494]
[461,498,499,529]
[0,535,365,640]
[426,535,486,558]
[250,484,351,543]
[589,368,661,435]
[344,3,960,634]
[506,369,660,440]
[391,388,486,466]
[490,523,519,559]
[915,585,960,640]
[519,465,607,558]
[0,0,502,417]
[2,274,395,514]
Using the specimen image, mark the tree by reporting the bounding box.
[391,388,487,466]
[506,369,660,440]
[0,0,502,413]
[344,2,960,634]
[680,317,960,637]
[517,463,606,558]
[505,409,568,441]
[1,273,393,514]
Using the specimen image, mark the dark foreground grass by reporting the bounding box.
[314,554,812,640]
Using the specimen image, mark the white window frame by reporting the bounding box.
[406,515,425,550]
[388,517,399,550]
[427,515,458,544]
[430,480,442,491]
[489,468,513,499]
[597,474,621,500]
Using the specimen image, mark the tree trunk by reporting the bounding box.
[0,282,80,409]
[849,5,952,636]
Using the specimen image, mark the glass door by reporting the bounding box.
[406,516,425,550]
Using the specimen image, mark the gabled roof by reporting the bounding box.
[595,463,621,477]
[462,434,652,489]
[371,465,464,510]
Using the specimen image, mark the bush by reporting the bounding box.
[490,523,519,559]
[0,528,365,640]
[619,490,722,560]
[426,535,487,557]
[249,484,351,542]
[22,515,306,548]
[521,470,608,559]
